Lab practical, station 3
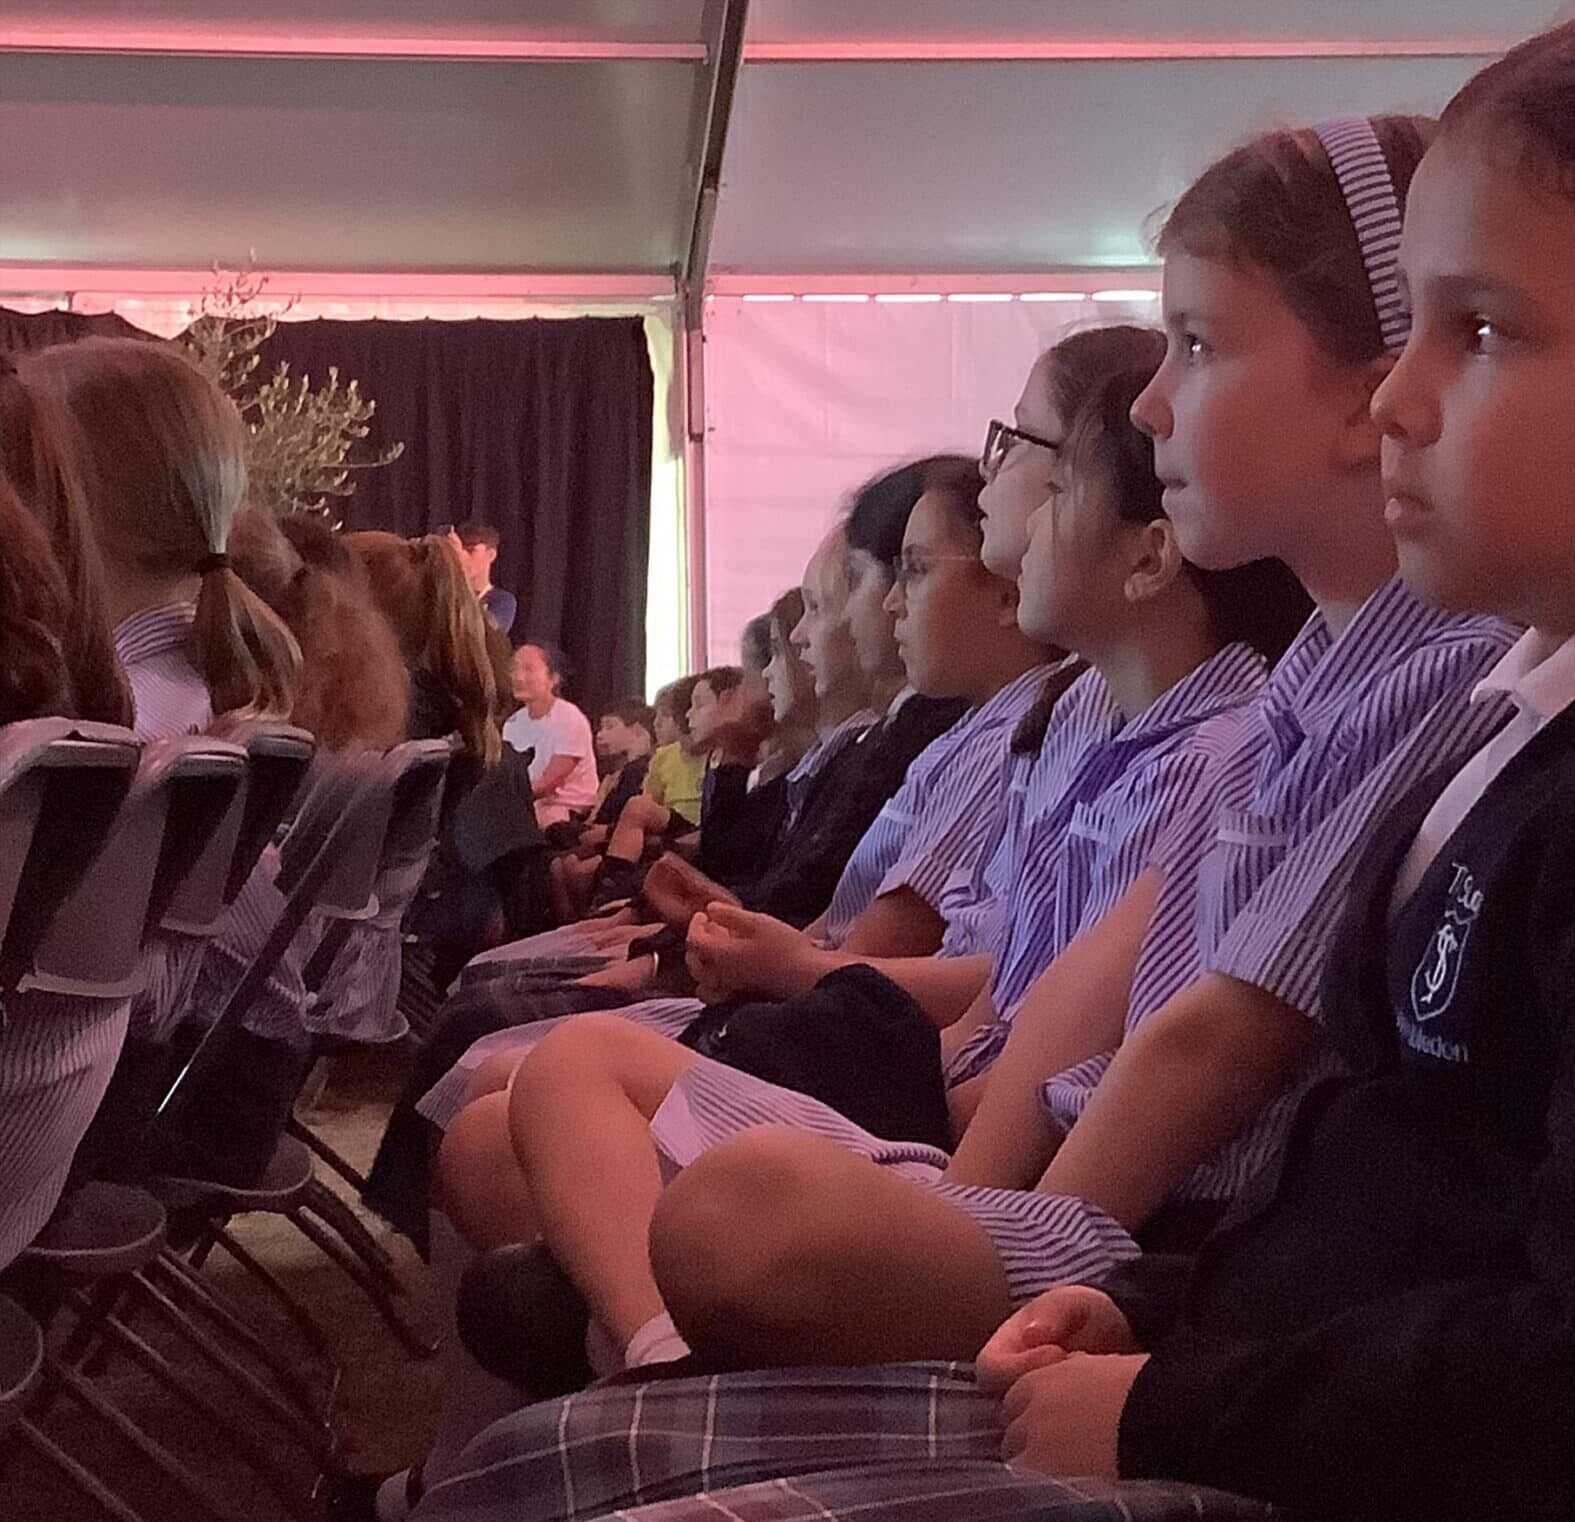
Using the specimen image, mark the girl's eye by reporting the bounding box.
[1467,316,1505,353]
[1182,332,1210,361]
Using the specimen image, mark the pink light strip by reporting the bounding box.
[0,27,705,62]
[0,266,676,300]
[743,37,1513,62]
[708,271,1158,296]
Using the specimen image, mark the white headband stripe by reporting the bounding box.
[1312,116,1410,352]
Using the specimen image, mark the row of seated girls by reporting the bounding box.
[342,22,1575,1522]
[0,332,512,1264]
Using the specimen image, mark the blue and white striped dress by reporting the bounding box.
[949,643,1269,1083]
[417,677,1054,1129]
[653,582,1519,1304]
[817,665,1050,945]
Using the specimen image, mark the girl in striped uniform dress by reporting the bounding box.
[17,339,302,1047]
[394,103,1532,1522]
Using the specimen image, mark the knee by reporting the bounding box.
[465,1047,525,1103]
[649,1128,833,1351]
[433,1092,508,1217]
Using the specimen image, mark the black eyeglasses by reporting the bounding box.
[981,418,1061,479]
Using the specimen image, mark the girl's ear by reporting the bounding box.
[1332,353,1395,472]
[1123,518,1185,607]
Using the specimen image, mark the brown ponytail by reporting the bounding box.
[229,509,410,751]
[19,337,301,723]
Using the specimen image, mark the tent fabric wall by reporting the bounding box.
[700,293,1156,665]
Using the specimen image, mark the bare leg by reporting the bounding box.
[434,1092,540,1251]
[650,1127,1013,1368]
[605,795,667,864]
[508,1014,697,1347]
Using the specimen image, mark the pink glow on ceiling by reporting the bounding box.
[0,25,704,61]
[0,24,1510,64]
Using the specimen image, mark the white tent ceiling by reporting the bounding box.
[0,1,1565,286]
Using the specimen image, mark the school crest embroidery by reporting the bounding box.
[1410,862,1482,1023]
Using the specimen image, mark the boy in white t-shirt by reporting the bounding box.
[502,643,599,827]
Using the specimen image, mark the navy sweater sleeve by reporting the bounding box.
[1119,859,1575,1522]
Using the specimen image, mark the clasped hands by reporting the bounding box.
[975,1286,1150,1480]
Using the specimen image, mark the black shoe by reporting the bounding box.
[454,1242,593,1396]
[325,1467,422,1522]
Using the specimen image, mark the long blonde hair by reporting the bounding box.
[343,531,500,765]
[21,337,300,723]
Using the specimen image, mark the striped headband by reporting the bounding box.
[1312,116,1410,352]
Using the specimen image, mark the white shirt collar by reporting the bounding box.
[1472,626,1575,723]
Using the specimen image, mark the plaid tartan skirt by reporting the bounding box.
[409,1364,1277,1522]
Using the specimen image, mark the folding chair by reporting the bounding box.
[151,748,441,1361]
[0,735,309,1521]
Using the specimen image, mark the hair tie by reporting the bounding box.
[1312,117,1410,353]
[196,551,230,574]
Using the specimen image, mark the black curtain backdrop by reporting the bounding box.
[256,316,653,719]
[0,305,153,350]
[0,307,655,721]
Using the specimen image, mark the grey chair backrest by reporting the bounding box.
[151,742,252,937]
[154,760,393,1132]
[20,737,245,1000]
[0,722,141,994]
[222,724,316,905]
[379,739,456,869]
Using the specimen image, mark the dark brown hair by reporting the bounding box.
[344,531,500,764]
[1440,21,1575,199]
[0,474,84,724]
[695,665,746,701]
[653,674,701,740]
[229,509,410,751]
[1157,116,1436,363]
[914,453,987,550]
[21,337,301,723]
[0,359,133,726]
[1047,325,1312,664]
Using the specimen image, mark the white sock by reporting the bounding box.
[374,1469,414,1522]
[623,1312,691,1369]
